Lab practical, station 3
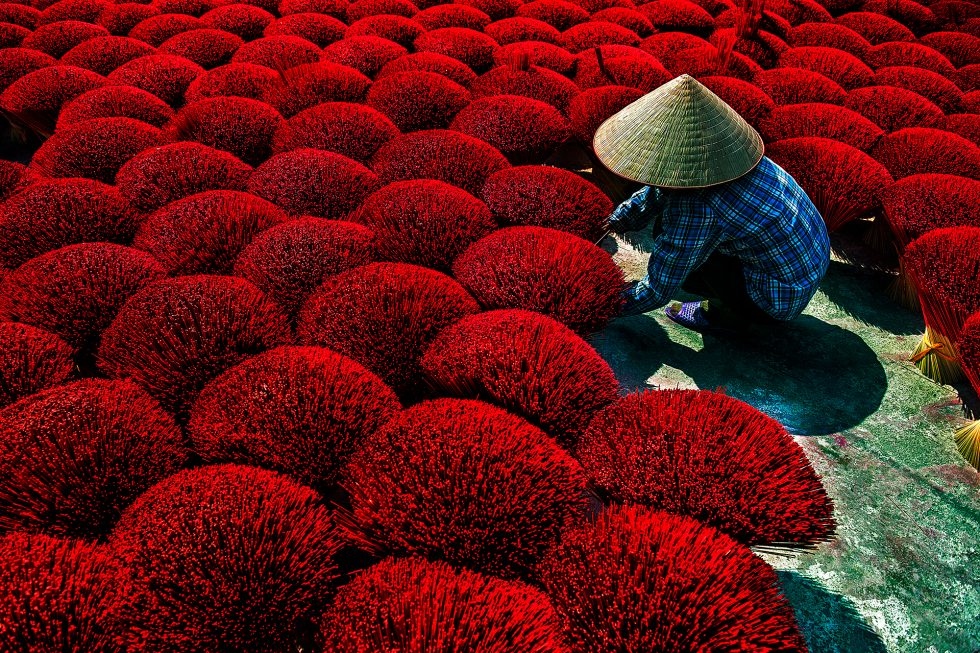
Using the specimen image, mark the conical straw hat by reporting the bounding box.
[593,74,764,188]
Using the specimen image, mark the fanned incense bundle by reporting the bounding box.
[367,70,471,131]
[765,136,893,232]
[56,84,174,128]
[339,399,586,578]
[110,465,340,652]
[880,175,980,308]
[107,54,204,106]
[132,190,287,274]
[0,532,125,651]
[0,243,165,352]
[233,218,376,317]
[116,141,253,212]
[0,322,74,409]
[161,96,284,165]
[538,506,808,652]
[0,379,186,537]
[320,557,568,652]
[0,64,105,134]
[60,35,154,76]
[184,61,280,103]
[188,345,401,490]
[158,28,245,69]
[421,309,619,445]
[98,275,292,417]
[297,262,479,398]
[577,389,835,547]
[31,116,160,183]
[902,227,980,384]
[0,178,137,268]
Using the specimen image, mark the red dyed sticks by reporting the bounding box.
[98,275,292,417]
[903,227,980,344]
[162,96,284,165]
[248,148,380,219]
[0,379,186,537]
[371,129,510,195]
[31,116,161,183]
[538,506,808,652]
[353,179,495,271]
[233,217,376,317]
[766,137,894,232]
[297,262,479,397]
[1,243,165,351]
[421,309,619,445]
[759,103,883,152]
[340,399,587,577]
[450,94,570,163]
[578,389,834,546]
[116,141,253,212]
[881,174,980,248]
[843,86,943,133]
[481,165,613,240]
[57,85,175,128]
[0,178,137,269]
[367,70,471,132]
[0,322,75,409]
[321,557,568,652]
[111,464,340,652]
[453,226,624,334]
[872,128,980,180]
[189,345,400,490]
[133,190,287,274]
[0,533,125,652]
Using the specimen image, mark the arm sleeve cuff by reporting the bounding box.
[609,187,657,233]
[620,278,668,316]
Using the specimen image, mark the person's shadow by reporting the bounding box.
[817,260,923,337]
[593,312,888,436]
[777,571,888,652]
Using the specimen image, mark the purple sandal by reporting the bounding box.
[664,301,738,336]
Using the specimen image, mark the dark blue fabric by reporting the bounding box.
[609,157,831,321]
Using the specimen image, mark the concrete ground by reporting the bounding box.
[596,230,980,652]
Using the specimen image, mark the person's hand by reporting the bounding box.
[616,281,642,317]
[608,211,645,235]
[607,213,628,235]
[607,186,659,235]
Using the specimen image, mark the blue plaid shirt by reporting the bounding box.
[611,157,830,321]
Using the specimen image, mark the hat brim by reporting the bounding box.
[594,142,766,189]
[592,74,766,189]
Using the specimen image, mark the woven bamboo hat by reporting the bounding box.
[593,74,764,188]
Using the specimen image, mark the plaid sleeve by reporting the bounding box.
[608,186,665,233]
[621,195,716,315]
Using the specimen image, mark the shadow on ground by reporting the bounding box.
[778,571,888,653]
[818,261,923,337]
[594,313,887,436]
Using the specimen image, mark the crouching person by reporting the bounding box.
[596,75,831,335]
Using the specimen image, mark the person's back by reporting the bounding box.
[687,156,830,320]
